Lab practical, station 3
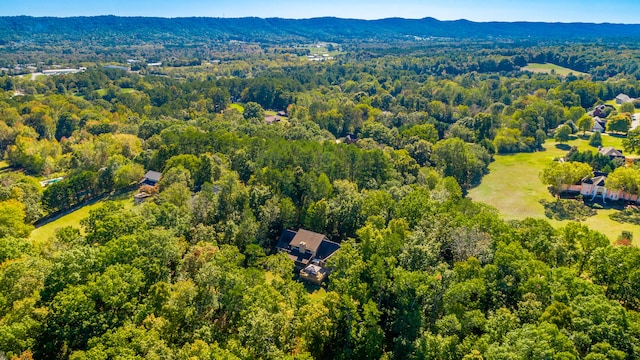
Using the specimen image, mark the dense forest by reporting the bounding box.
[5,16,640,45]
[3,16,640,76]
[2,16,640,360]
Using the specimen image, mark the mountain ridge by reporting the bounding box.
[2,15,640,46]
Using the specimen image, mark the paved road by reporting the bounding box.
[632,113,640,131]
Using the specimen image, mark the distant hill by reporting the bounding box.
[2,16,640,46]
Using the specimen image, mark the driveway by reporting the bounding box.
[632,113,640,131]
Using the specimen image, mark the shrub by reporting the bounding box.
[589,132,602,147]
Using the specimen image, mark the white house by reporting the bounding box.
[580,174,639,204]
[592,119,605,133]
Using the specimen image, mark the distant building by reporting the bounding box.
[592,104,607,118]
[140,170,162,186]
[345,134,358,144]
[42,68,84,76]
[598,146,624,160]
[616,93,633,104]
[592,117,606,133]
[103,65,130,71]
[265,115,281,124]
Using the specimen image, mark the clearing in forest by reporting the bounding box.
[468,136,640,243]
[29,191,135,249]
[522,63,589,77]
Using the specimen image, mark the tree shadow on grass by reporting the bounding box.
[554,143,572,151]
[609,206,640,225]
[540,198,596,221]
[607,133,627,138]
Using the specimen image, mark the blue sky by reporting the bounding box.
[3,0,640,23]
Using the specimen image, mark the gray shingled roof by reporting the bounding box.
[290,229,327,254]
[598,147,623,157]
[143,170,162,183]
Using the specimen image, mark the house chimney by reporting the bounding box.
[299,241,307,254]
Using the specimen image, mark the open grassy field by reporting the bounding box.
[264,109,290,123]
[468,135,639,243]
[605,99,620,109]
[29,191,135,249]
[95,88,136,97]
[305,43,342,56]
[522,63,589,77]
[228,103,244,113]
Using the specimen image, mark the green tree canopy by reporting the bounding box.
[540,161,593,196]
[606,166,640,195]
[554,124,572,143]
[576,114,594,135]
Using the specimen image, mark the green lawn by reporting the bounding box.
[605,100,620,110]
[264,110,290,123]
[522,63,589,77]
[468,135,638,243]
[95,88,135,96]
[228,103,244,113]
[29,191,135,248]
[306,43,342,57]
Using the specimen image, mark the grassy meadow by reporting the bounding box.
[468,135,640,243]
[522,63,589,77]
[29,191,136,249]
[228,103,245,113]
[95,88,136,97]
[305,43,343,57]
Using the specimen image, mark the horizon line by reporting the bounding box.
[1,14,639,26]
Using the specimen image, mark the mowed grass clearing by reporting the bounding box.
[228,103,244,113]
[468,135,639,243]
[605,100,620,109]
[95,88,136,97]
[305,43,343,57]
[29,191,136,249]
[522,63,589,77]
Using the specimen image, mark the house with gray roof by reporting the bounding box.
[616,93,633,104]
[140,170,162,186]
[276,228,340,283]
[598,146,624,159]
